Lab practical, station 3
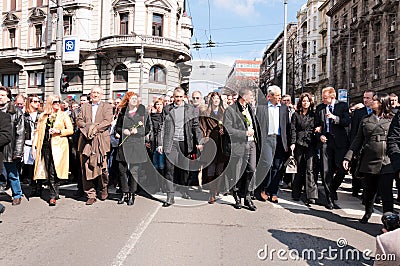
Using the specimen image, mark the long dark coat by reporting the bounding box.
[115,105,150,164]
[344,114,393,174]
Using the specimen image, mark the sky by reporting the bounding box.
[187,0,306,67]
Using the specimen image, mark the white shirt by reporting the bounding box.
[268,101,281,135]
[326,99,336,132]
[91,102,100,123]
[242,105,254,142]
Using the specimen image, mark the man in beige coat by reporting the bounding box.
[76,86,113,205]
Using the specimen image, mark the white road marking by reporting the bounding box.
[112,204,161,266]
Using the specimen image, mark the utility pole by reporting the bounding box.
[282,0,288,95]
[347,26,351,103]
[54,0,63,96]
[139,38,144,97]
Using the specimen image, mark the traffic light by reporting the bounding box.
[61,74,69,93]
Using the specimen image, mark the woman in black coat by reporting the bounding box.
[343,92,395,223]
[115,92,150,205]
[290,92,318,205]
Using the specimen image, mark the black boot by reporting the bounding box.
[127,193,135,206]
[232,191,241,209]
[244,197,257,211]
[118,193,128,204]
[163,193,175,207]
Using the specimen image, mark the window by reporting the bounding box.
[152,14,163,37]
[64,69,84,85]
[35,24,42,48]
[312,64,316,78]
[120,13,129,35]
[64,15,72,35]
[313,17,317,30]
[36,0,43,6]
[2,74,19,88]
[28,72,44,87]
[149,65,166,84]
[9,28,16,47]
[114,65,128,83]
[374,56,380,79]
[363,0,368,14]
[388,49,396,75]
[374,23,381,42]
[10,0,16,11]
[313,41,317,54]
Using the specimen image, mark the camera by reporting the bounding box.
[381,212,400,231]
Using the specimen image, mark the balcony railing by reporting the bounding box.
[318,47,327,57]
[97,35,189,54]
[0,47,47,58]
[319,22,328,33]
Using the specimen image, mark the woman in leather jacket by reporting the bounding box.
[343,92,395,224]
[290,92,318,205]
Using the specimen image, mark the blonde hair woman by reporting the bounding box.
[33,95,73,206]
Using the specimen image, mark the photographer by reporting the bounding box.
[374,212,400,266]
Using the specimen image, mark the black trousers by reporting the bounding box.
[228,141,256,199]
[165,141,189,194]
[264,136,286,196]
[118,161,138,193]
[42,142,59,199]
[320,136,347,203]
[292,145,318,200]
[363,172,394,214]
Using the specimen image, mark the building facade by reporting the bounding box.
[0,0,192,104]
[225,59,261,92]
[296,0,327,100]
[327,0,400,102]
[259,23,297,98]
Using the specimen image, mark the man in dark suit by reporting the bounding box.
[256,85,290,203]
[315,87,350,209]
[349,90,374,197]
[76,86,113,205]
[224,87,260,211]
[157,87,203,207]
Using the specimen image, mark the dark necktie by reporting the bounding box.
[328,105,333,133]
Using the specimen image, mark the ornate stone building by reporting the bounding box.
[259,23,298,98]
[327,0,400,102]
[0,0,192,104]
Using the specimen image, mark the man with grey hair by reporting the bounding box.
[256,85,290,203]
[77,86,113,205]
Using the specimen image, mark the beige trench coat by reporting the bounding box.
[33,111,74,180]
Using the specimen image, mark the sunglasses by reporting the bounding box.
[31,100,40,103]
[193,97,200,99]
[52,100,61,104]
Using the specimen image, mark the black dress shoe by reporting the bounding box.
[0,203,5,215]
[127,193,135,206]
[181,192,191,199]
[244,199,257,211]
[232,192,241,209]
[118,193,128,204]
[326,203,334,210]
[360,213,371,224]
[163,193,175,207]
[233,199,241,209]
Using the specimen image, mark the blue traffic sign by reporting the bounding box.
[65,40,75,52]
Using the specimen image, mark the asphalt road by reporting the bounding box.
[0,178,395,266]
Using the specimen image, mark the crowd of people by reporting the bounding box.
[0,85,400,227]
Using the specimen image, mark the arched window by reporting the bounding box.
[149,65,166,84]
[114,64,128,83]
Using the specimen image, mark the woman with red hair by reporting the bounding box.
[115,92,150,205]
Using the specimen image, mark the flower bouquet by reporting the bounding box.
[119,121,144,146]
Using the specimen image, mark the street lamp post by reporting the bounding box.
[54,0,63,96]
[282,0,288,95]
